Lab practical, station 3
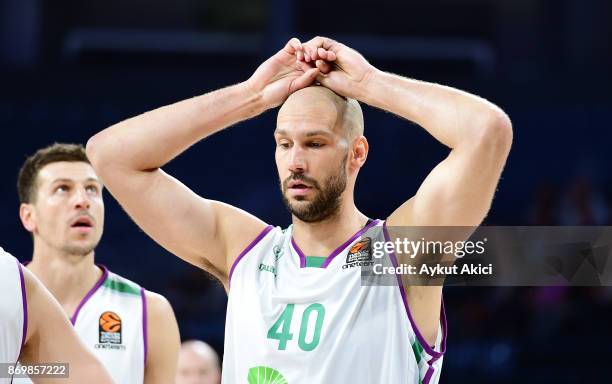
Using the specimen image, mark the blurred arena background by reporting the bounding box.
[1,0,612,382]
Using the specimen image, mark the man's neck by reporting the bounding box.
[27,244,103,317]
[291,203,369,257]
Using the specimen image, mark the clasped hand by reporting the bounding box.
[245,36,377,109]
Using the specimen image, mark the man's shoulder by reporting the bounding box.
[239,224,287,252]
[101,267,143,296]
[100,269,175,322]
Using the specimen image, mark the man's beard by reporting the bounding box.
[281,155,348,223]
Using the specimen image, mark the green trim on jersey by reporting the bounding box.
[412,340,424,364]
[103,277,140,295]
[305,256,326,268]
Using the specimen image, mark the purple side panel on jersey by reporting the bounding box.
[228,225,274,287]
[141,287,148,365]
[70,265,109,325]
[423,365,435,384]
[383,221,447,359]
[17,260,28,351]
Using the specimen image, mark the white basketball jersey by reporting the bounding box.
[0,248,26,384]
[14,266,146,384]
[223,220,446,384]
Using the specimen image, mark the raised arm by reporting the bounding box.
[19,266,114,384]
[301,37,512,345]
[86,38,320,284]
[361,74,512,226]
[358,57,511,348]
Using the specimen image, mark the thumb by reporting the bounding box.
[315,59,332,74]
[315,73,332,88]
[290,68,320,92]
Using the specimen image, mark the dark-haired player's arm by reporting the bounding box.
[301,37,512,346]
[19,266,114,384]
[87,38,320,285]
[143,291,180,384]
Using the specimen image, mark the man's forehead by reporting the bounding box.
[275,108,344,137]
[37,162,100,184]
[279,96,342,121]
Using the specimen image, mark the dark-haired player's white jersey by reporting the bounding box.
[223,220,446,384]
[0,248,26,384]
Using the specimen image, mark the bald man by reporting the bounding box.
[87,36,512,383]
[176,341,220,384]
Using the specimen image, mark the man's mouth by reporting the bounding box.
[286,181,315,199]
[70,216,94,229]
[287,179,313,190]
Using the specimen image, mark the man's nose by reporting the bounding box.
[288,146,306,173]
[73,187,91,210]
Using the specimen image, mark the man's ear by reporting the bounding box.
[20,203,37,233]
[350,136,369,171]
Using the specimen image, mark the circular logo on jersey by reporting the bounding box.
[343,237,374,269]
[98,311,123,345]
[349,238,370,254]
[347,237,372,262]
[99,311,122,333]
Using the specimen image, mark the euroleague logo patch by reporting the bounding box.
[99,311,122,344]
[343,237,374,269]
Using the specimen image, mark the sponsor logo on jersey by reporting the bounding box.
[343,237,374,269]
[259,263,277,276]
[248,366,288,384]
[95,311,126,350]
